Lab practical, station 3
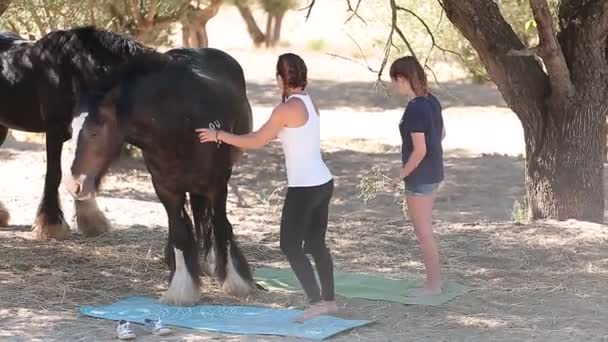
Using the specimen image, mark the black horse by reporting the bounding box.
[65,49,255,305]
[0,26,149,239]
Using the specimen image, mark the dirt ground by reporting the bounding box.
[2,74,608,341]
[2,7,608,340]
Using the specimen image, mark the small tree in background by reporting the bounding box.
[231,0,297,47]
[259,0,297,47]
[0,0,190,45]
[106,0,189,45]
[181,0,223,48]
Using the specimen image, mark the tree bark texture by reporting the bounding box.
[234,0,266,46]
[442,0,608,222]
[182,0,223,48]
[0,0,12,17]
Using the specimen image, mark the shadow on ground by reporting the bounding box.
[246,80,507,111]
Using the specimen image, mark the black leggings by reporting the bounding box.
[280,179,335,304]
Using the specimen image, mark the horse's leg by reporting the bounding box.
[190,194,215,276]
[32,126,71,240]
[0,125,9,227]
[211,184,254,297]
[0,125,7,146]
[74,194,112,237]
[155,185,201,306]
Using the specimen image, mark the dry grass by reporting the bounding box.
[1,43,607,340]
[3,135,608,341]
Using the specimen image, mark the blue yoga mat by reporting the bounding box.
[80,296,370,340]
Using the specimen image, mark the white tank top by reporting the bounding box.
[277,94,333,187]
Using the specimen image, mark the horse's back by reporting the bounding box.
[165,48,252,136]
[165,48,247,94]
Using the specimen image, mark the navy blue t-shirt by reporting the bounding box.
[399,94,444,185]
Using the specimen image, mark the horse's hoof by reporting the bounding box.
[32,220,71,240]
[220,253,255,298]
[161,248,201,306]
[0,202,9,227]
[161,284,201,307]
[221,279,255,298]
[75,199,112,237]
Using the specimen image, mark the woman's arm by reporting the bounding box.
[196,105,287,150]
[399,132,427,178]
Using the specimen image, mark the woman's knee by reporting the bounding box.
[303,239,328,255]
[280,236,303,257]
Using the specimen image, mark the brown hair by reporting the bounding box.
[276,53,307,102]
[389,56,428,97]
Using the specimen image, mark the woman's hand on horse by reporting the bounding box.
[195,128,220,143]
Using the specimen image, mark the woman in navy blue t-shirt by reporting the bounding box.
[389,56,445,297]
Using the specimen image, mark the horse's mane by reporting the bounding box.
[88,52,172,121]
[35,26,148,58]
[32,26,151,87]
[0,32,29,51]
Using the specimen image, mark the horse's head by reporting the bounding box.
[66,88,125,201]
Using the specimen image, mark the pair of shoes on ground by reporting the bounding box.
[116,319,172,340]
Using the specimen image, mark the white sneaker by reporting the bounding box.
[116,320,136,340]
[143,318,172,336]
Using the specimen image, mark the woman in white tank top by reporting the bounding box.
[196,53,337,322]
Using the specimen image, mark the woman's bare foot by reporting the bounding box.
[295,301,338,323]
[407,286,442,297]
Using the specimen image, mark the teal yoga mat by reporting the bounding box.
[81,296,370,340]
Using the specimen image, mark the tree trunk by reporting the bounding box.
[195,26,208,47]
[0,0,12,17]
[272,12,284,46]
[181,1,222,48]
[265,13,272,47]
[524,103,605,222]
[442,0,608,222]
[234,1,265,46]
[182,25,191,47]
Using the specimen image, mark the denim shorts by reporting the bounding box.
[404,181,440,197]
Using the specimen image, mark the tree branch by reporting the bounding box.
[507,45,542,57]
[25,0,48,35]
[345,0,366,24]
[377,0,417,81]
[442,0,549,126]
[558,0,607,38]
[127,0,144,23]
[145,0,158,23]
[587,0,608,39]
[0,0,12,17]
[299,0,315,22]
[155,2,191,25]
[530,0,575,98]
[394,5,467,67]
[108,3,128,27]
[326,31,378,74]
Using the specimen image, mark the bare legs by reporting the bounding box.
[406,191,442,296]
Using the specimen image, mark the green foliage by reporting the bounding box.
[357,166,403,205]
[357,0,554,82]
[511,197,529,224]
[258,0,297,15]
[434,0,559,81]
[0,0,190,45]
[0,0,106,36]
[307,38,326,52]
